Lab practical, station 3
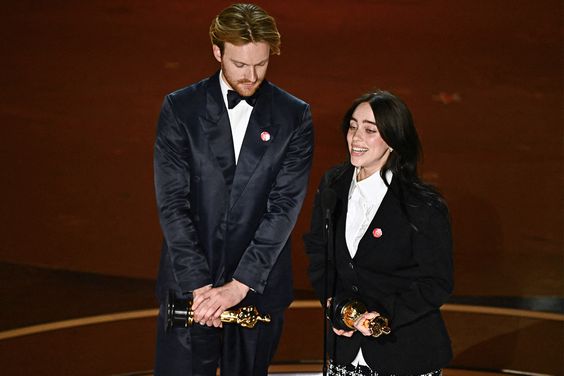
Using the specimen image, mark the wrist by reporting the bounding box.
[232,279,250,296]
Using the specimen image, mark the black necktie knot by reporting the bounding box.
[227,90,257,109]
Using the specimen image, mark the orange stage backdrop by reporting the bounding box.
[1,0,562,298]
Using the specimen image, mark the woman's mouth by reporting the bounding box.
[351,147,368,154]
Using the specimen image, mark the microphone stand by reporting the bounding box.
[322,189,336,376]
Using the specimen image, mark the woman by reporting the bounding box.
[304,91,453,376]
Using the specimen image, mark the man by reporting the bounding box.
[153,4,313,375]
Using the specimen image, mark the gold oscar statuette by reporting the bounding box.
[335,298,391,338]
[165,291,271,331]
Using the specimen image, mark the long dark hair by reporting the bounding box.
[341,90,446,211]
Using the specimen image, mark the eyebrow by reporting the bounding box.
[350,116,377,126]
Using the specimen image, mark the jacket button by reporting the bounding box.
[352,285,359,293]
[348,262,354,270]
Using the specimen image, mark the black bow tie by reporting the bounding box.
[227,90,258,109]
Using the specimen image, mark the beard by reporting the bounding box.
[221,63,262,97]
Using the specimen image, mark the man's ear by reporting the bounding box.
[212,45,222,63]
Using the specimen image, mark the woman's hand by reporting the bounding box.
[353,311,381,336]
[332,327,355,337]
[326,298,355,337]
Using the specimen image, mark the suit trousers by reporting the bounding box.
[154,304,284,376]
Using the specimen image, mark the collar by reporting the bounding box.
[348,167,393,204]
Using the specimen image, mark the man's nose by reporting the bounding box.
[247,66,257,82]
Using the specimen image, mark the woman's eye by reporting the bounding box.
[366,128,378,134]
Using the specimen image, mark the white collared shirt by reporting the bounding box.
[219,71,254,164]
[345,168,392,258]
[345,167,392,367]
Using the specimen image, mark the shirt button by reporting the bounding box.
[348,262,354,270]
[352,285,359,293]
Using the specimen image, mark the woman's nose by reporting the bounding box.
[352,129,361,141]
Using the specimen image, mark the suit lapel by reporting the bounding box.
[333,164,354,213]
[354,177,398,259]
[333,165,354,260]
[199,72,236,187]
[229,82,278,210]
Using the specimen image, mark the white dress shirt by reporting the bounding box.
[345,167,392,366]
[219,72,256,292]
[219,71,254,164]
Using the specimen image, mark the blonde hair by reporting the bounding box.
[209,3,281,55]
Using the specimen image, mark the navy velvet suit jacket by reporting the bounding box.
[154,71,313,312]
[305,164,453,374]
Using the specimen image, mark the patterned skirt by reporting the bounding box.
[328,361,442,376]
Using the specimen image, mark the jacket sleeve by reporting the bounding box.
[153,96,212,293]
[379,205,453,329]
[232,105,314,293]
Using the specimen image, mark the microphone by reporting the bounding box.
[320,187,337,252]
[320,187,337,376]
[321,188,337,220]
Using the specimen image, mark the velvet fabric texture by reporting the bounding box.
[153,71,313,374]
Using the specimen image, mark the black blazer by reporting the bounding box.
[154,71,313,312]
[304,164,453,374]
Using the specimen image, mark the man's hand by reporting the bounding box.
[192,284,213,300]
[191,280,250,327]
